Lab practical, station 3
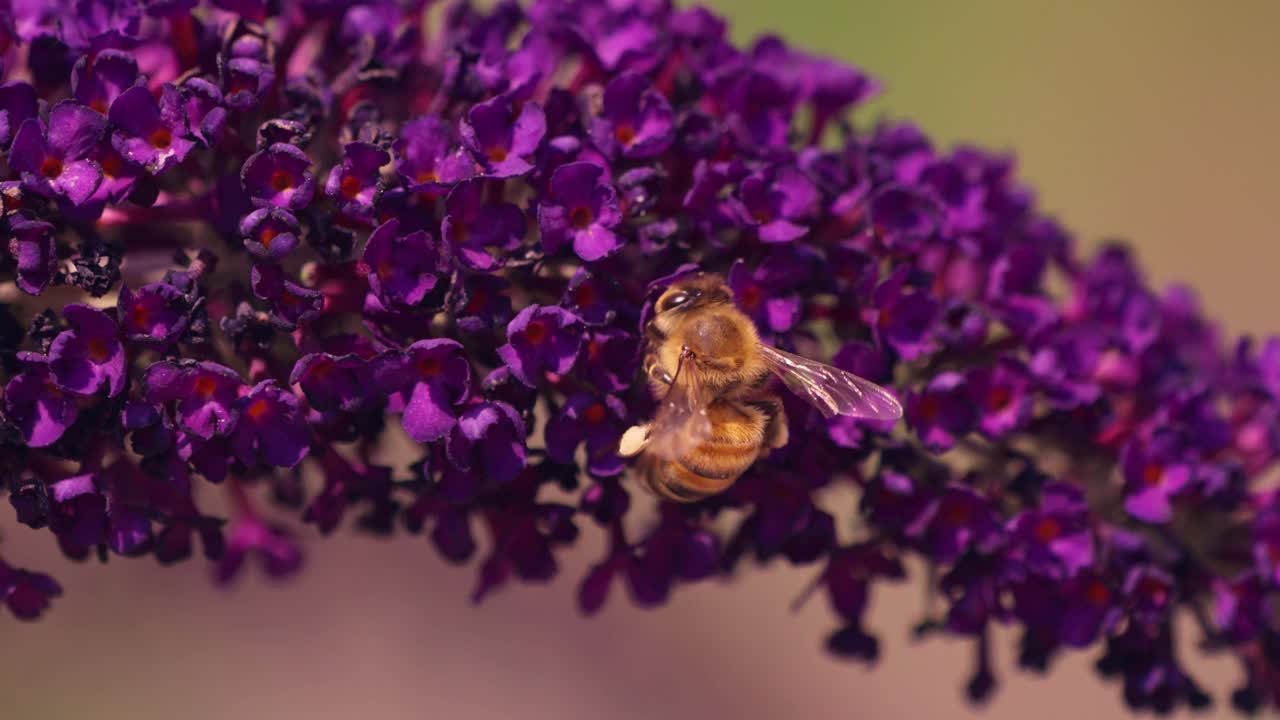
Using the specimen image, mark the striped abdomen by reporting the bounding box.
[643,400,767,502]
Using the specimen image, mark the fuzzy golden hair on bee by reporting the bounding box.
[624,271,903,503]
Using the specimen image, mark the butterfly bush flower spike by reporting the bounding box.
[0,2,1270,716]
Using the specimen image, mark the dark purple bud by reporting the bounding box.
[7,218,56,295]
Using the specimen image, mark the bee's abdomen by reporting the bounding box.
[645,402,766,503]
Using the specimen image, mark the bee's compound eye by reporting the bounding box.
[663,292,690,310]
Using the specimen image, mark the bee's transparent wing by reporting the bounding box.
[644,351,714,461]
[758,344,903,421]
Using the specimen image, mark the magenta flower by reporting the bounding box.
[323,142,389,220]
[590,72,675,159]
[239,207,301,260]
[545,393,628,477]
[108,85,195,174]
[442,402,527,500]
[7,218,56,295]
[215,516,302,586]
[48,304,125,398]
[1006,482,1094,578]
[221,56,274,112]
[538,161,622,262]
[739,165,819,243]
[460,95,546,178]
[230,381,310,469]
[117,283,191,346]
[0,81,37,149]
[142,360,243,439]
[3,354,79,447]
[373,339,472,443]
[394,115,477,192]
[362,218,451,310]
[9,101,105,206]
[71,50,141,115]
[249,263,323,328]
[1120,432,1195,524]
[180,77,226,146]
[497,305,584,387]
[0,562,62,621]
[442,178,526,271]
[290,352,372,414]
[241,143,315,210]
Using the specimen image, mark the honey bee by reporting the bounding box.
[618,272,903,502]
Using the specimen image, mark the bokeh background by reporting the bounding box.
[5,2,1280,718]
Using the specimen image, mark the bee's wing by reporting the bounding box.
[758,344,903,421]
[643,353,714,462]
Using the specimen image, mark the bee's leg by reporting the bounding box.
[691,354,741,373]
[644,351,674,386]
[757,396,789,450]
[619,424,651,457]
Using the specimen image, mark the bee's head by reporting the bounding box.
[654,273,733,315]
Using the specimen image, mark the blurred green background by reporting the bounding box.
[4,2,1280,719]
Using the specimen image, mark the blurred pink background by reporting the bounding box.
[5,2,1280,718]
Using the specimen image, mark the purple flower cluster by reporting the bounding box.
[0,0,1268,714]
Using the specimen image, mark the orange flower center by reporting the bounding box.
[246,398,272,421]
[987,386,1012,411]
[569,206,594,229]
[339,174,362,200]
[919,395,943,423]
[584,403,606,424]
[269,169,294,192]
[259,226,279,249]
[1142,463,1164,486]
[572,283,596,308]
[314,354,344,375]
[524,319,549,345]
[194,375,219,397]
[149,127,172,149]
[1033,517,1062,543]
[1138,577,1168,605]
[416,356,442,377]
[942,497,972,525]
[486,146,509,162]
[40,156,64,179]
[614,124,636,146]
[415,169,439,184]
[86,338,112,363]
[228,77,257,96]
[129,303,151,329]
[1084,580,1111,606]
[100,152,125,179]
